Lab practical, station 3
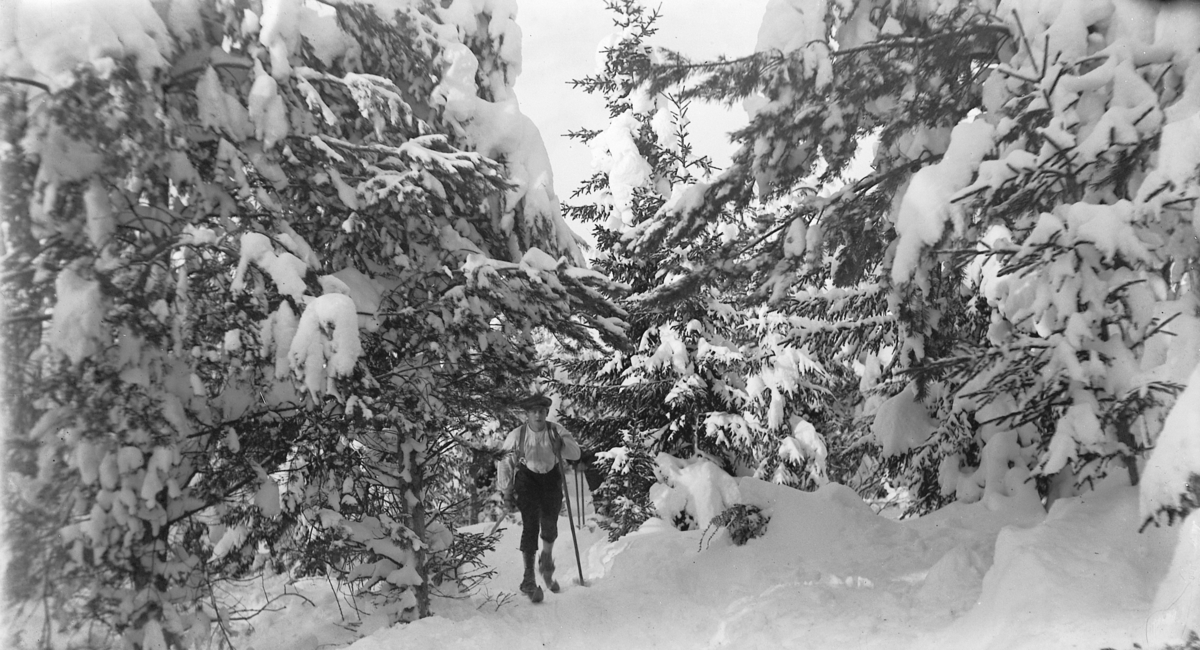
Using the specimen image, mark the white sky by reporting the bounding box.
[515,0,772,217]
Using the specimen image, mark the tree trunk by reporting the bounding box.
[1115,417,1140,487]
[468,481,480,525]
[401,434,432,619]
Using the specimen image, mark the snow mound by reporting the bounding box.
[1147,511,1200,647]
[649,453,743,529]
[931,477,1180,649]
[1141,363,1200,521]
[233,463,1191,650]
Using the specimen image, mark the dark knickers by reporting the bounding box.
[514,464,563,554]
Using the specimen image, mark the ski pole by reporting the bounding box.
[557,454,586,586]
[487,505,510,535]
[576,464,585,528]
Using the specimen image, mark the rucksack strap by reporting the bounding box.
[516,424,527,465]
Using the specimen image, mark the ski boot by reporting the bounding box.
[521,551,544,603]
[539,548,560,593]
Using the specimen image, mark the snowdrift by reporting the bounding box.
[234,469,1196,650]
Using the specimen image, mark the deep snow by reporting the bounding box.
[232,468,1198,650]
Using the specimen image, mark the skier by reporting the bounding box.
[496,392,581,601]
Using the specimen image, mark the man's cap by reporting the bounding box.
[517,393,553,409]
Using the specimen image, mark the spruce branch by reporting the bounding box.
[0,76,50,92]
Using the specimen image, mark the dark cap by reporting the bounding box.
[517,393,553,410]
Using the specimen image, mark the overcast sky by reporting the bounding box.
[515,0,772,226]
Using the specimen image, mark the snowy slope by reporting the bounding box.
[238,472,1194,650]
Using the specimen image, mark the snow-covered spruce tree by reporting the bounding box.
[2,0,624,645]
[553,1,716,540]
[552,1,845,542]
[622,0,1200,517]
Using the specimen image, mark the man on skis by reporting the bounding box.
[496,392,581,601]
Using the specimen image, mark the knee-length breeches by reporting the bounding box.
[514,464,563,554]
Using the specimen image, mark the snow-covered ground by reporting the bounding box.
[235,468,1198,650]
